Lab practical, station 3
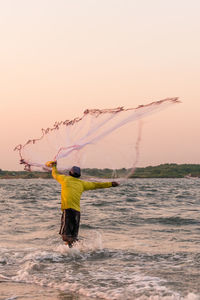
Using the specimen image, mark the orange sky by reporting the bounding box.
[0,0,200,170]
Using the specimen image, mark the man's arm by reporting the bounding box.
[45,161,65,183]
[82,180,119,191]
[111,181,119,187]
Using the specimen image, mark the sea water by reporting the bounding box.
[0,178,200,300]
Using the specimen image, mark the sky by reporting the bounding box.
[0,0,200,171]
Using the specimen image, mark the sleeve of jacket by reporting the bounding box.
[82,180,112,191]
[52,166,65,184]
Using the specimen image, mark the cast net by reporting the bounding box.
[14,98,180,178]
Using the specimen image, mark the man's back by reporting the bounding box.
[52,166,112,211]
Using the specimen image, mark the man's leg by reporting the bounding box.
[59,209,80,247]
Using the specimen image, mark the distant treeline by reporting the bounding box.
[0,164,200,179]
[132,164,200,178]
[83,164,200,178]
[0,169,52,179]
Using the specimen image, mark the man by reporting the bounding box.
[46,161,119,247]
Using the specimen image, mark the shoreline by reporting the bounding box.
[1,164,200,179]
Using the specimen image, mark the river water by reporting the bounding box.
[0,178,199,300]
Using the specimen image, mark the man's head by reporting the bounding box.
[69,166,81,178]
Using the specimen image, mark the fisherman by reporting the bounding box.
[46,161,119,247]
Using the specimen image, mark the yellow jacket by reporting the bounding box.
[52,166,112,212]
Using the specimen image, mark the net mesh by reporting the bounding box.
[14,98,180,177]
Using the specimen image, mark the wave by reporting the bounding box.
[145,216,200,226]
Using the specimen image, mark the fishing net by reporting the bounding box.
[14,98,180,178]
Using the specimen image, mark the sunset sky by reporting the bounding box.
[0,0,200,171]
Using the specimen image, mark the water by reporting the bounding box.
[0,178,200,300]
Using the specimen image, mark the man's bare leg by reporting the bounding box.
[64,236,75,248]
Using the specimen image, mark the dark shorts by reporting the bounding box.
[59,208,80,242]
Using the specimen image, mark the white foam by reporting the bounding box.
[4,235,199,300]
[22,250,63,263]
[0,274,10,281]
[184,293,200,300]
[55,230,103,255]
[133,293,200,300]
[10,263,200,300]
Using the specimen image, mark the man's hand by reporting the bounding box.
[112,181,119,187]
[45,161,57,168]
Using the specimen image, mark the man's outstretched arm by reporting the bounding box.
[45,161,65,183]
[82,180,119,191]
